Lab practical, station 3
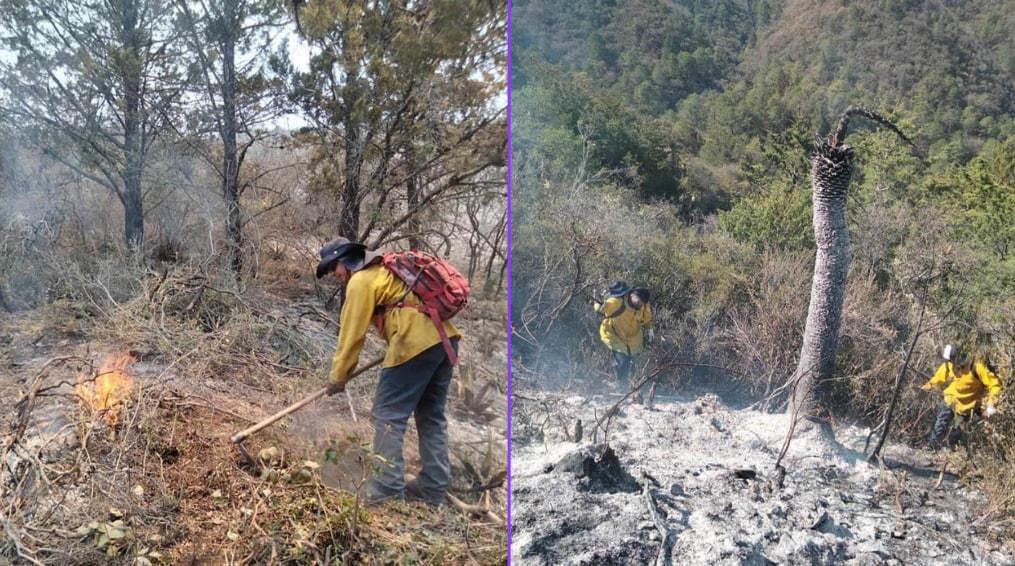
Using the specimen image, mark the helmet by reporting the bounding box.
[943,343,971,366]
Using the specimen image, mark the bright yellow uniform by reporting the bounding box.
[922,361,1002,414]
[597,296,653,355]
[328,264,460,384]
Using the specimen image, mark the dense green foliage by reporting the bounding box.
[512,0,1015,349]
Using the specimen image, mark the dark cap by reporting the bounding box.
[315,237,367,278]
[607,281,630,297]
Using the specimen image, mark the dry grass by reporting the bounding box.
[1,257,506,565]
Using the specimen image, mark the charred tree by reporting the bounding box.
[789,107,913,424]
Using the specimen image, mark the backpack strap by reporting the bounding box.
[948,361,983,384]
[377,261,426,313]
[373,259,459,365]
[603,297,627,319]
[423,304,458,365]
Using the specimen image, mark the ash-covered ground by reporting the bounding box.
[511,384,1015,565]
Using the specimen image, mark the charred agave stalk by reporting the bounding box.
[789,107,913,423]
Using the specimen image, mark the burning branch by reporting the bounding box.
[75,352,136,426]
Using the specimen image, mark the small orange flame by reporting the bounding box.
[76,352,135,425]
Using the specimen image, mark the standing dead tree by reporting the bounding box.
[789,107,913,429]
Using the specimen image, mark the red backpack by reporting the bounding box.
[374,251,469,365]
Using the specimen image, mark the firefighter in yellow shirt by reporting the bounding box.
[921,344,1002,449]
[592,281,653,390]
[316,237,460,506]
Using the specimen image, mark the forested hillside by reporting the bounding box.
[511,0,1015,533]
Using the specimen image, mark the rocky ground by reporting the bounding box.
[511,383,1015,566]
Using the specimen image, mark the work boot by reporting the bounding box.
[363,484,404,507]
[405,478,445,507]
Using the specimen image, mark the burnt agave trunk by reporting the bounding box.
[789,138,855,420]
[789,107,912,422]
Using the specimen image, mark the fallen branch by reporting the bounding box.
[592,367,665,443]
[446,492,504,525]
[868,304,926,462]
[173,400,258,425]
[1,516,44,566]
[774,362,818,472]
[641,473,674,566]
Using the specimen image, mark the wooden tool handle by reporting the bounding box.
[230,355,384,444]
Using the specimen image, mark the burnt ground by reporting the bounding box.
[1,278,507,565]
[511,381,1015,566]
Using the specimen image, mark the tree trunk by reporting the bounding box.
[484,209,506,294]
[789,107,913,422]
[406,158,421,249]
[339,68,363,239]
[221,0,242,276]
[123,173,144,249]
[789,154,851,421]
[120,0,145,250]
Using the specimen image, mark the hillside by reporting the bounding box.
[510,0,1015,555]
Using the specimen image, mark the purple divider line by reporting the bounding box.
[505,0,514,562]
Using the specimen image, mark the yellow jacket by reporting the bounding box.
[922,361,1002,414]
[596,296,653,355]
[328,264,460,384]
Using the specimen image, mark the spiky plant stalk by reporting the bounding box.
[789,107,913,425]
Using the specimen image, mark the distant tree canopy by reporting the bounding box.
[0,0,507,275]
[512,0,1015,219]
[291,0,507,245]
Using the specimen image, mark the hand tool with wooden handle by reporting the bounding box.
[230,354,384,446]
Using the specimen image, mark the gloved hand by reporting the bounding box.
[646,329,655,344]
[984,404,997,418]
[326,378,347,396]
[591,299,602,311]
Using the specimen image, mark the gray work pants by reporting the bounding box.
[370,339,457,503]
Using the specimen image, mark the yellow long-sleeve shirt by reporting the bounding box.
[922,360,1002,414]
[328,264,460,384]
[597,296,653,355]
